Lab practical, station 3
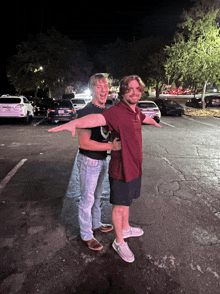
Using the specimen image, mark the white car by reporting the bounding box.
[74,94,92,104]
[137,100,161,123]
[0,95,34,122]
[71,97,87,110]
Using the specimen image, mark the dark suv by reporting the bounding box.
[47,100,75,123]
[185,97,209,108]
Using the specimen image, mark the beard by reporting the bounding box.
[125,95,141,105]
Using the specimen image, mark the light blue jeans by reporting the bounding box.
[77,153,108,241]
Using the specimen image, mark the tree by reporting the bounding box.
[146,50,167,99]
[7,29,92,97]
[165,10,220,108]
[97,36,168,98]
[182,0,220,21]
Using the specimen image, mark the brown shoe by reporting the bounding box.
[82,238,103,251]
[93,224,114,233]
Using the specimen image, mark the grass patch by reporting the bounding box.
[185,108,220,117]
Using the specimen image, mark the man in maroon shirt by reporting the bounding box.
[48,75,161,263]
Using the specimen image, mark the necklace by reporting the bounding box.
[91,101,105,109]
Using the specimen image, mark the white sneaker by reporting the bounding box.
[112,239,135,263]
[122,226,144,239]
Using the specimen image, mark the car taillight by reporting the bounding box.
[67,109,75,113]
[15,104,23,108]
[47,109,55,113]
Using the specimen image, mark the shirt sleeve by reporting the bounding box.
[140,111,146,123]
[102,106,120,133]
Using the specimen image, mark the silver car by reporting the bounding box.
[71,98,87,110]
[137,100,161,123]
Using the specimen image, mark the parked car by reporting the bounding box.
[47,100,75,123]
[74,94,92,104]
[185,97,209,108]
[155,99,184,116]
[33,97,53,116]
[206,95,220,107]
[0,95,34,122]
[105,98,114,109]
[137,101,161,123]
[207,86,218,93]
[71,98,87,110]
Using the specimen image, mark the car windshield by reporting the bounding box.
[72,99,85,104]
[138,102,156,108]
[164,100,179,105]
[0,98,21,104]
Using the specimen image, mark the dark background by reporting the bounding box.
[2,0,192,94]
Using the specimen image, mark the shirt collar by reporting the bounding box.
[120,100,139,114]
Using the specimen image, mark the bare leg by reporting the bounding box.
[112,205,130,243]
[122,206,130,231]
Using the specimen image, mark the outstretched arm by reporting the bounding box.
[48,114,106,137]
[142,115,161,128]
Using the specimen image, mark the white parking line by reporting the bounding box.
[160,121,176,128]
[183,116,220,128]
[33,117,47,126]
[0,159,27,193]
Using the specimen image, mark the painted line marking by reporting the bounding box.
[160,121,176,128]
[0,159,27,193]
[183,116,220,128]
[33,117,47,126]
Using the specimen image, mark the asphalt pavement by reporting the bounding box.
[1,112,220,294]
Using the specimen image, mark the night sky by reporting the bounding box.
[3,0,193,93]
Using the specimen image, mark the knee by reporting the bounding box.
[112,205,126,215]
[79,195,95,208]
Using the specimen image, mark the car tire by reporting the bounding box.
[24,111,32,124]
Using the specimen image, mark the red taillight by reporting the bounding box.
[47,109,55,113]
[15,104,23,109]
[67,109,75,113]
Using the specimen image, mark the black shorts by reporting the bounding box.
[109,176,141,206]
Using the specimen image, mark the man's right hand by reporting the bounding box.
[48,121,76,137]
[112,137,121,151]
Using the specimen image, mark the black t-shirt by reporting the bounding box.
[77,102,110,160]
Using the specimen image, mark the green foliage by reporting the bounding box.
[7,29,92,97]
[165,10,220,107]
[165,10,220,82]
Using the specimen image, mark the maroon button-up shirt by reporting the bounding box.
[102,101,146,182]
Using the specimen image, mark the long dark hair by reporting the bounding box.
[118,75,145,101]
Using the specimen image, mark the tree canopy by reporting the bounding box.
[7,29,92,97]
[165,10,220,108]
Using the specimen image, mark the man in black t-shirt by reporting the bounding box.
[76,74,121,251]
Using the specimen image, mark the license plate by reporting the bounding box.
[58,110,64,114]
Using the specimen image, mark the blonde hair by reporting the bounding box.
[89,73,111,93]
[118,75,145,101]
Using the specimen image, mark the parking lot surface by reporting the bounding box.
[1,115,220,293]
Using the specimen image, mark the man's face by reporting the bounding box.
[93,79,109,106]
[123,80,142,105]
